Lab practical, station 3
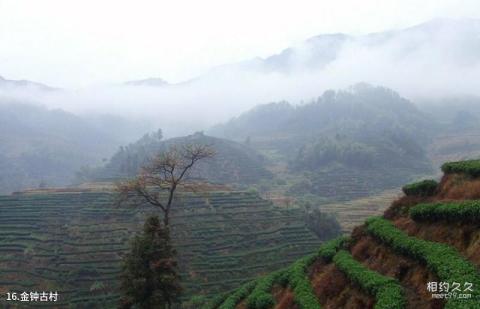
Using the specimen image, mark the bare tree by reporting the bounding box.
[116,143,215,227]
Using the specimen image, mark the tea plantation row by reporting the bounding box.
[0,191,321,307]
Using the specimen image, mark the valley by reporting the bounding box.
[2,6,480,309]
[1,84,479,308]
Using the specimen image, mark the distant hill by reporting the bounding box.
[188,18,480,84]
[85,132,272,185]
[258,18,480,74]
[0,75,57,92]
[206,160,480,309]
[415,96,480,167]
[110,19,480,103]
[211,84,432,143]
[0,101,148,194]
[210,84,435,199]
[419,96,480,128]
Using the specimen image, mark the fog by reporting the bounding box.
[2,18,480,137]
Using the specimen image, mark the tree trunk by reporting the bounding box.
[164,211,169,227]
[164,186,176,227]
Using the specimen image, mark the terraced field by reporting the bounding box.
[0,191,321,308]
[305,167,429,201]
[319,189,400,233]
[209,160,480,309]
[427,130,480,169]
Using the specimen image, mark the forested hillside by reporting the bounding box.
[210,84,435,199]
[83,132,272,185]
[0,101,149,194]
[211,84,433,144]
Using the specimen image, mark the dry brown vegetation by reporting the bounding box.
[392,217,480,265]
[273,287,298,309]
[309,261,374,309]
[437,174,480,200]
[350,233,443,309]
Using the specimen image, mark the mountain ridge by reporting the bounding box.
[189,18,480,83]
[3,18,480,90]
[0,75,58,92]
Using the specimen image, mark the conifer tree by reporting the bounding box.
[119,216,181,309]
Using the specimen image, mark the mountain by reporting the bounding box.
[0,75,57,92]
[209,84,435,199]
[0,101,147,193]
[210,83,432,143]
[201,18,480,77]
[2,18,479,141]
[204,159,480,308]
[83,132,272,185]
[110,19,480,101]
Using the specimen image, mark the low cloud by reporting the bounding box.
[2,18,480,137]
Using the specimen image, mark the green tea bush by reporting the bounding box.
[318,236,349,262]
[402,180,438,197]
[333,250,405,309]
[182,295,208,309]
[200,293,229,309]
[252,294,274,309]
[215,237,349,309]
[219,280,257,309]
[288,255,322,309]
[365,217,480,308]
[410,201,480,222]
[246,269,286,309]
[276,268,291,287]
[441,160,480,177]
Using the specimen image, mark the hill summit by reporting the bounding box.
[84,132,272,186]
[0,75,57,91]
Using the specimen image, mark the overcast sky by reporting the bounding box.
[1,0,480,88]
